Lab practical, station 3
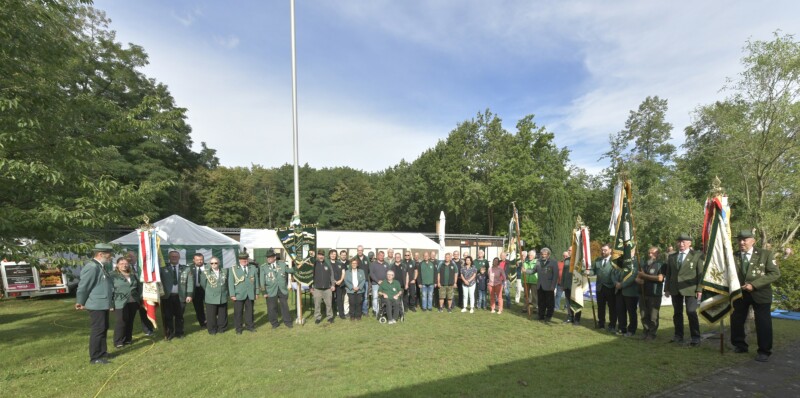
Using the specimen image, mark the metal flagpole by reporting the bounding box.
[512,203,529,319]
[289,0,303,324]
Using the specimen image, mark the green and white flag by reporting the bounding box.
[698,195,741,323]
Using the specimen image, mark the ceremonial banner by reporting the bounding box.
[138,229,163,329]
[609,178,636,282]
[277,225,316,286]
[569,225,591,312]
[698,195,741,323]
[506,216,518,283]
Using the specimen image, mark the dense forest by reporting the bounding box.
[1,1,798,260]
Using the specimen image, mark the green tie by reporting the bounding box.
[741,254,750,277]
[172,266,178,286]
[677,253,684,270]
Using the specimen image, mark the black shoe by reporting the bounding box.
[339,316,346,320]
[90,358,111,365]
[596,324,605,329]
[438,309,443,313]
[248,328,257,332]
[563,319,572,324]
[236,330,243,335]
[410,308,417,312]
[734,347,749,354]
[328,318,335,324]
[669,337,684,343]
[689,339,701,347]
[285,324,293,329]
[114,344,124,349]
[447,309,452,313]
[624,332,634,337]
[755,353,769,362]
[315,319,322,325]
[272,325,279,329]
[208,331,217,335]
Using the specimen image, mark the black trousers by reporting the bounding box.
[88,310,109,361]
[731,291,773,356]
[233,298,255,331]
[205,303,228,334]
[113,302,138,346]
[161,294,185,338]
[564,289,582,323]
[597,285,617,328]
[537,287,555,320]
[348,292,363,319]
[192,286,206,326]
[382,297,400,321]
[616,295,638,334]
[136,303,154,334]
[404,283,417,309]
[672,294,700,340]
[267,291,292,327]
[641,296,661,336]
[334,284,347,318]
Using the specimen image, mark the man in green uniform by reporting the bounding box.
[731,230,780,362]
[521,250,538,314]
[159,250,194,340]
[615,253,640,337]
[419,252,436,311]
[75,243,115,364]
[260,248,295,329]
[229,251,258,334]
[378,270,403,324]
[438,253,458,313]
[200,256,228,335]
[664,234,703,346]
[636,247,666,340]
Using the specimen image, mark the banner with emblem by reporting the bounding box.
[277,224,317,286]
[609,177,636,282]
[698,193,741,323]
[137,228,164,329]
[569,223,591,312]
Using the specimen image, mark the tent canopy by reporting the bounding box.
[112,215,241,267]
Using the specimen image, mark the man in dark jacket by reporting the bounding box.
[531,247,559,321]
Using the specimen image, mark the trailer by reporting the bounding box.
[1,261,70,298]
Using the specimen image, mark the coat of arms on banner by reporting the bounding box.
[277,222,317,286]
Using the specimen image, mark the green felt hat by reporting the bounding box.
[92,243,114,253]
[676,233,693,241]
[736,229,755,239]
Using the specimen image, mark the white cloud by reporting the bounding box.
[171,7,202,27]
[213,34,240,49]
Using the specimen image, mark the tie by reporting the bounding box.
[173,266,178,286]
[677,253,685,270]
[741,253,750,277]
[195,267,200,287]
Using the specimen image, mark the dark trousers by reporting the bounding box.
[456,279,463,307]
[233,298,255,332]
[136,304,154,335]
[267,291,292,327]
[597,285,617,328]
[405,283,417,309]
[348,292,363,319]
[334,284,347,318]
[641,296,661,337]
[113,302,138,346]
[88,310,109,361]
[382,297,400,321]
[731,292,773,356]
[537,287,555,320]
[205,303,228,334]
[161,294,185,338]
[564,289,582,323]
[192,286,206,327]
[616,295,638,334]
[672,294,700,340]
[613,291,626,332]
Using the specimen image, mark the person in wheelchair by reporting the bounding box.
[378,270,403,324]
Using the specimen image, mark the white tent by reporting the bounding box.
[239,229,440,261]
[112,215,241,268]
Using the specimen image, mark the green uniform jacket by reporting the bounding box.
[159,264,194,301]
[112,271,141,309]
[420,260,436,285]
[665,249,703,297]
[560,258,572,288]
[228,264,259,300]
[617,259,640,297]
[200,267,229,305]
[259,261,294,296]
[76,259,114,310]
[734,247,780,304]
[591,257,615,288]
[474,259,489,272]
[378,280,402,299]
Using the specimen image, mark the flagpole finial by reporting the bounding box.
[140,215,151,230]
[575,216,583,230]
[710,176,725,197]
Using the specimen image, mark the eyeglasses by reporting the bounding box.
[210,262,219,265]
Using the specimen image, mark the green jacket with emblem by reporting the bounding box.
[159,264,194,301]
[76,259,114,310]
[665,249,703,296]
[111,271,141,309]
[200,267,229,305]
[259,260,294,296]
[228,264,259,300]
[734,247,780,304]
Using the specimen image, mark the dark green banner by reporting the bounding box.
[277,225,317,286]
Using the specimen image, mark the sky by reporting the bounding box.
[93,0,799,174]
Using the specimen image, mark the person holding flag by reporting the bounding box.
[636,247,667,340]
[665,234,703,346]
[731,230,780,362]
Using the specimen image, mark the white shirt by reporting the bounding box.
[351,269,358,289]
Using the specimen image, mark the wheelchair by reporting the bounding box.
[377,297,405,324]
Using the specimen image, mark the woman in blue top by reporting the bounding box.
[460,256,477,313]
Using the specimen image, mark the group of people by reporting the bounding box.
[75,229,781,364]
[588,230,781,363]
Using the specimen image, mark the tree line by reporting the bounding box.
[1,1,797,261]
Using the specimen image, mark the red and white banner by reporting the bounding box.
[138,229,163,329]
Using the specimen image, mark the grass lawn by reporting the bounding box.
[2,296,798,398]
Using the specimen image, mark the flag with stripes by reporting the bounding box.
[698,195,741,323]
[138,229,163,329]
[569,225,591,312]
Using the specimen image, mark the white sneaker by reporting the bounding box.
[470,308,474,314]
[461,308,467,313]
[491,309,496,313]
[388,320,396,325]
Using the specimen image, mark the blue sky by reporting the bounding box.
[94,0,799,173]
